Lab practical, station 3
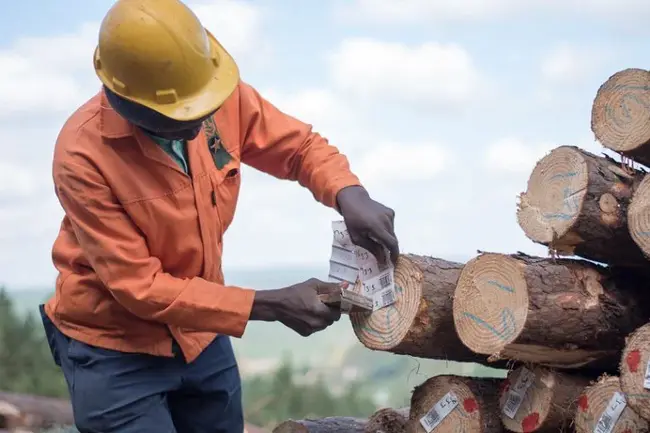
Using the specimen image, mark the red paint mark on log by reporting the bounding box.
[578,395,588,412]
[627,350,641,373]
[463,398,478,413]
[500,379,510,395]
[522,413,539,433]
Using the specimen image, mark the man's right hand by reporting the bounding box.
[249,278,343,337]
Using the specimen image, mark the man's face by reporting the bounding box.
[104,87,216,141]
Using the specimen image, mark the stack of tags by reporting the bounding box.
[327,220,397,311]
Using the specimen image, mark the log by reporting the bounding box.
[591,68,650,167]
[364,407,409,433]
[575,376,648,433]
[498,365,590,432]
[0,392,73,430]
[0,400,23,430]
[627,174,650,260]
[273,417,366,433]
[452,252,650,371]
[517,145,647,266]
[349,254,505,366]
[620,322,650,420]
[407,375,502,433]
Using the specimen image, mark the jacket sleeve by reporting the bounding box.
[237,81,362,209]
[53,156,255,338]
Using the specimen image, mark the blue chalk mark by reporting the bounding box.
[603,85,650,128]
[548,171,577,181]
[463,308,516,341]
[543,212,575,220]
[487,280,514,293]
[635,231,650,237]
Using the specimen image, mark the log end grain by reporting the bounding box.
[517,145,589,248]
[620,323,650,420]
[628,175,650,258]
[498,366,590,433]
[365,407,409,433]
[591,68,650,154]
[350,255,425,351]
[453,253,529,356]
[408,376,502,433]
[575,376,648,433]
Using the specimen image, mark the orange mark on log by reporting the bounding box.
[463,398,478,413]
[522,413,539,433]
[626,350,641,373]
[578,395,588,412]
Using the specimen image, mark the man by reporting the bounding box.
[39,0,399,432]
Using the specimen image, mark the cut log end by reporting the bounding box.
[591,68,650,154]
[574,376,648,433]
[453,253,529,356]
[350,255,424,351]
[364,407,408,433]
[628,175,650,258]
[620,323,650,420]
[517,145,588,246]
[408,376,502,433]
[498,366,590,433]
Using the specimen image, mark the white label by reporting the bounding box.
[594,392,626,433]
[644,360,650,390]
[502,367,535,419]
[328,221,396,310]
[420,391,459,432]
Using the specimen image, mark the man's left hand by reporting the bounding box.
[336,185,399,266]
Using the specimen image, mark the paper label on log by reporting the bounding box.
[328,220,396,310]
[503,367,535,419]
[644,360,650,389]
[420,390,459,432]
[594,392,626,433]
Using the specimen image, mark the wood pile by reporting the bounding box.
[275,68,650,432]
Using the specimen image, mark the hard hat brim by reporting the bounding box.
[94,29,240,122]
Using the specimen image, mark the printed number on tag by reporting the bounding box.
[593,392,626,433]
[420,391,459,432]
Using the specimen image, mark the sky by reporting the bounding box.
[1,0,649,289]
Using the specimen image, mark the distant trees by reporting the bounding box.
[1,288,377,430]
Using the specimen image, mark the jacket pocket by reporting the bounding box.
[210,161,241,233]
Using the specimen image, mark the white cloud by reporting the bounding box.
[540,44,604,84]
[356,142,452,186]
[327,38,483,109]
[484,138,558,175]
[338,0,650,23]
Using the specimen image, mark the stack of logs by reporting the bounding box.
[273,68,650,433]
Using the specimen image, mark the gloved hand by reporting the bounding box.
[249,279,342,336]
[336,185,399,266]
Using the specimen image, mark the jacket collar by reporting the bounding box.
[99,90,134,139]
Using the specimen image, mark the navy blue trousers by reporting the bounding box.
[40,306,244,433]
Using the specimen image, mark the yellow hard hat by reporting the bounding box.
[93,0,239,121]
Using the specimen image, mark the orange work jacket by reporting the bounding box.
[44,81,361,363]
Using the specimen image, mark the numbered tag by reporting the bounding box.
[593,392,626,433]
[502,367,535,419]
[420,391,459,432]
[328,221,396,310]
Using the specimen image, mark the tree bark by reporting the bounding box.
[574,376,648,433]
[273,417,367,433]
[452,252,650,372]
[349,254,507,368]
[407,375,503,433]
[620,322,650,420]
[591,68,650,168]
[517,145,647,266]
[0,392,73,430]
[498,365,591,432]
[365,407,409,433]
